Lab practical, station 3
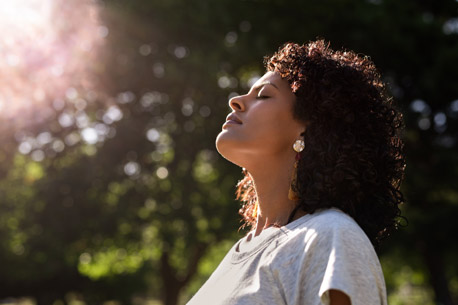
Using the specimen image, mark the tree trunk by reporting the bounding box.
[160,243,207,305]
[163,283,181,305]
[161,251,181,305]
[421,243,455,305]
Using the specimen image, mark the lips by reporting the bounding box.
[225,113,242,124]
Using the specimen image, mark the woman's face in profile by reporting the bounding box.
[216,71,305,168]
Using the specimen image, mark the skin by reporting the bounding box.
[216,71,307,236]
[216,71,352,305]
[329,290,352,305]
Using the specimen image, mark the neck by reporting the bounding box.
[245,151,298,236]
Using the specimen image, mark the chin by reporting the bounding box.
[215,130,244,167]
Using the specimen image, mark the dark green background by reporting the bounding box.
[0,0,457,304]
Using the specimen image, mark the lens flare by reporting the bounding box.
[0,0,106,124]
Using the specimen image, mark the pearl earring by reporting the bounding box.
[293,139,305,152]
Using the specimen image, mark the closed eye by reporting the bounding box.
[256,95,269,100]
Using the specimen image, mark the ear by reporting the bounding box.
[292,118,308,141]
[298,122,308,138]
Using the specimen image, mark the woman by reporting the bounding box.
[188,39,405,305]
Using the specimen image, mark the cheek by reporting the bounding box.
[215,101,301,162]
[245,106,297,150]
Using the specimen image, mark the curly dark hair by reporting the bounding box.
[236,39,406,246]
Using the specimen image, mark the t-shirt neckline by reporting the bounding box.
[231,212,317,264]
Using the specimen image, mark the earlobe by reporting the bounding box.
[299,126,307,138]
[300,121,310,137]
[293,123,307,140]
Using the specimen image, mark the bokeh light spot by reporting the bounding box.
[117,91,135,104]
[66,88,79,100]
[156,167,169,179]
[58,112,74,128]
[218,76,231,89]
[79,252,92,264]
[418,117,431,130]
[410,99,430,114]
[37,132,52,146]
[18,141,33,154]
[65,132,81,146]
[103,106,123,124]
[443,18,458,35]
[97,25,109,38]
[199,106,211,117]
[31,150,45,162]
[450,100,458,112]
[52,140,65,152]
[225,31,238,45]
[146,128,160,142]
[124,161,140,176]
[76,112,90,129]
[152,63,165,78]
[81,127,98,144]
[433,112,447,126]
[174,46,188,59]
[139,44,152,56]
[181,98,194,116]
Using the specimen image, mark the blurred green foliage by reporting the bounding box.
[0,0,457,304]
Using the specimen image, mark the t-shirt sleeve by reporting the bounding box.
[271,211,387,305]
[314,215,387,305]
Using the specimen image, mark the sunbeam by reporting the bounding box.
[0,0,106,124]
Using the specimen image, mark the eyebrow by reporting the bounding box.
[251,81,279,92]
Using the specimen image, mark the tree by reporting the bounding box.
[0,0,457,304]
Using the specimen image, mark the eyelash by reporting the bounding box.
[256,95,269,100]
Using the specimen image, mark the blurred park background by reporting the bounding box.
[0,0,457,304]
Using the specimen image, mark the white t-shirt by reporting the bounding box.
[187,208,387,305]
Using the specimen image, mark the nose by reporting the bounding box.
[229,95,245,112]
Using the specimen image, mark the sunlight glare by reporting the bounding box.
[0,0,106,124]
[0,0,52,29]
